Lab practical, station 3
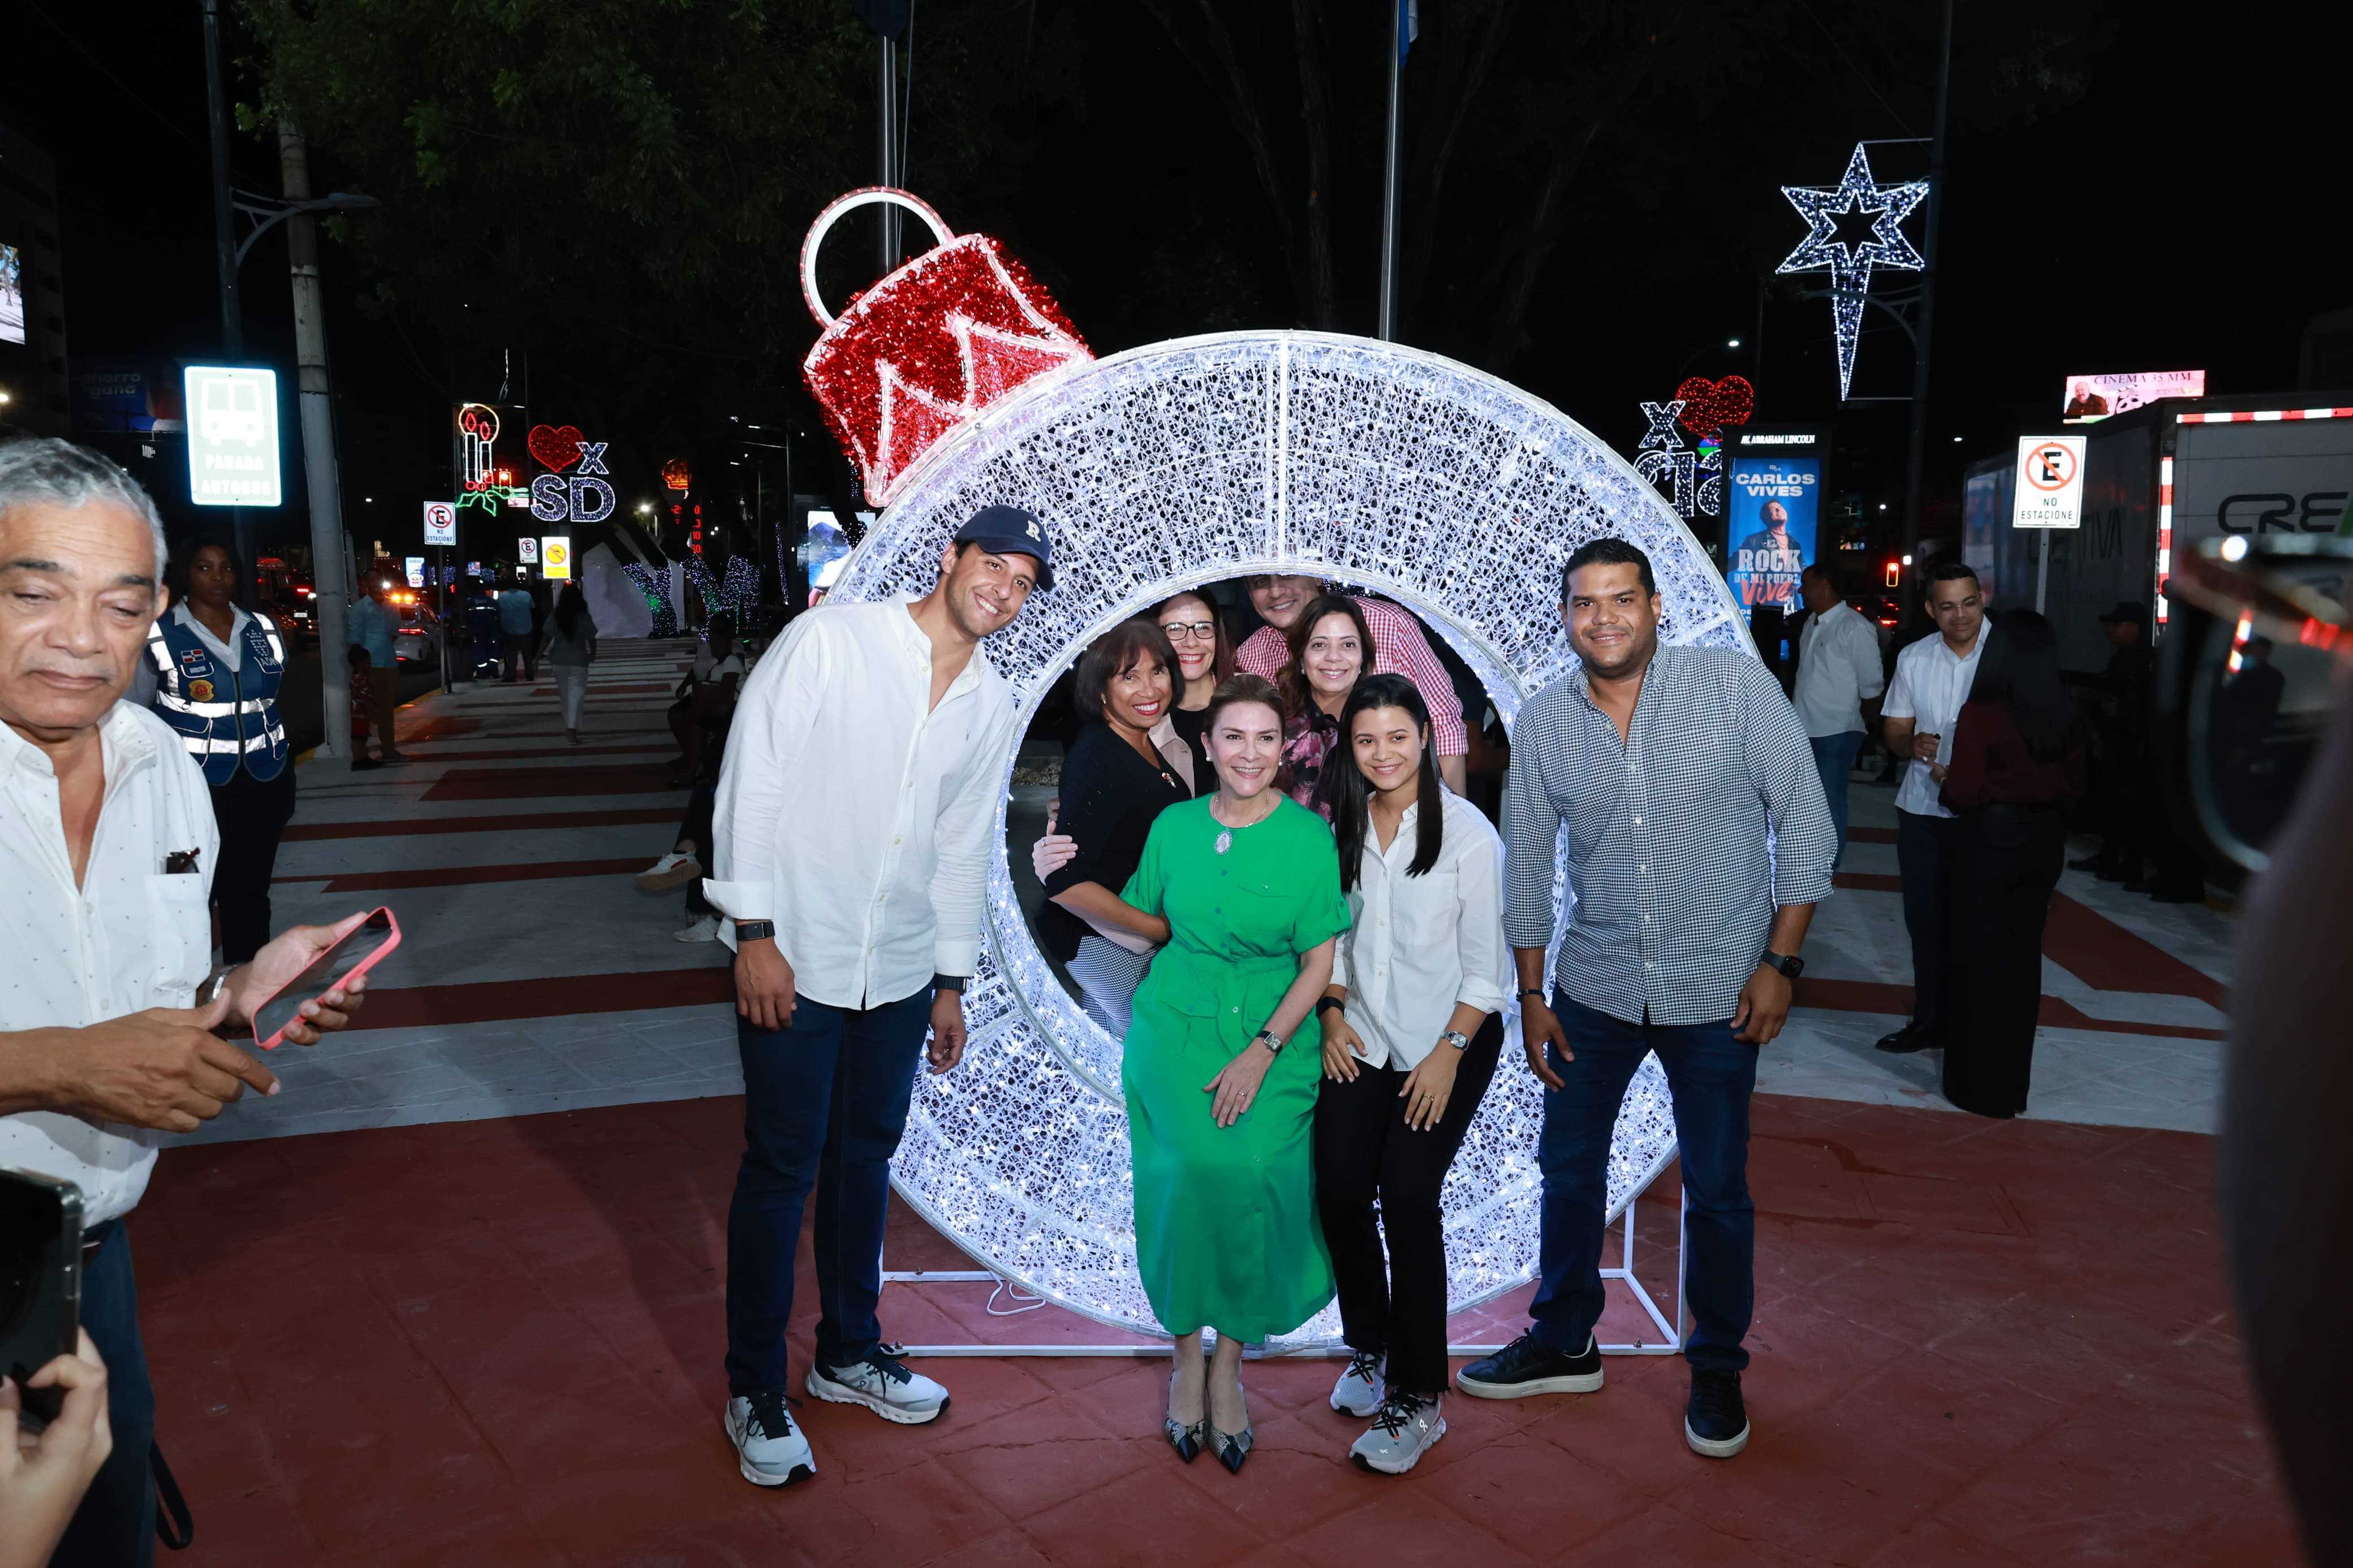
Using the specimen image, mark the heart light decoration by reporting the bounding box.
[1673,375,1755,444]
[528,424,587,473]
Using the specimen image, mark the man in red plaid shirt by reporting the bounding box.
[1235,573,1471,794]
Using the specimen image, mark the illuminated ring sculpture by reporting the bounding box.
[831,331,1754,1342]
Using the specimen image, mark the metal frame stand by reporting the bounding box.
[882,1186,1687,1359]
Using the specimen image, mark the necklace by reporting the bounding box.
[1209,791,1274,854]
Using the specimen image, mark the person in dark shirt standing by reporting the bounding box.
[1040,620,1196,1033]
[1454,538,1835,1461]
[1934,611,2086,1117]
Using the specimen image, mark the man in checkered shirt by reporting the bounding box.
[1235,573,1470,794]
[1454,537,1835,1462]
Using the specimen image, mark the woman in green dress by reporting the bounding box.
[1110,672,1351,1475]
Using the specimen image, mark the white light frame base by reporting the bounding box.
[883,1184,1688,1359]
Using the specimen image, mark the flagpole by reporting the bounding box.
[1377,0,1404,341]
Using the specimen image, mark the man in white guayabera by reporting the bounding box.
[705,504,1050,1488]
[0,438,371,1567]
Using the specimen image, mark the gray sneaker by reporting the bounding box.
[1330,1349,1386,1418]
[1350,1390,1446,1475]
[724,1390,815,1487]
[805,1347,950,1426]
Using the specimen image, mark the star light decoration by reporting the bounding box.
[823,329,1757,1343]
[1775,143,1928,399]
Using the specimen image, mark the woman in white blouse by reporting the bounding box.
[1313,673,1510,1475]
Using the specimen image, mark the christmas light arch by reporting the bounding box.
[831,330,1752,1342]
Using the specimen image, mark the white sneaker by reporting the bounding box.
[805,1348,950,1426]
[1350,1391,1446,1475]
[724,1391,816,1487]
[1331,1349,1386,1418]
[673,915,721,943]
[637,850,703,893]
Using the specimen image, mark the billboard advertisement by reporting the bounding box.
[182,366,283,508]
[2,243,26,345]
[1723,453,1821,609]
[2062,370,2205,424]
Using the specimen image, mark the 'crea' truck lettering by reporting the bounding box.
[2216,491,2348,534]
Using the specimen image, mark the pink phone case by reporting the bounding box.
[252,908,402,1049]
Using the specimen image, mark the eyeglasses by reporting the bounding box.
[1161,621,1218,641]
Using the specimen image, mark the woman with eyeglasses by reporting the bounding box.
[1313,674,1509,1474]
[1152,590,1235,764]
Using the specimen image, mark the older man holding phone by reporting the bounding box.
[0,439,371,1568]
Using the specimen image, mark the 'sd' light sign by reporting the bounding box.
[183,366,283,508]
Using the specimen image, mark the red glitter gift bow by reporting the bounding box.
[800,188,1093,507]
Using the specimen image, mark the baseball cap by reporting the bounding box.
[953,504,1054,591]
[2098,600,2150,630]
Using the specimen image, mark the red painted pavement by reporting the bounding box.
[132,1092,2297,1567]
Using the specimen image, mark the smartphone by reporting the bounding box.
[1,1168,83,1426]
[251,908,402,1050]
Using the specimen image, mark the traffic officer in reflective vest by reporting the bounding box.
[145,541,296,964]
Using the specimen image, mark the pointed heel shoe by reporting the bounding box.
[1165,1414,1207,1463]
[1207,1421,1254,1475]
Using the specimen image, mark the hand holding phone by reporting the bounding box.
[239,909,397,1051]
[1,1331,114,1568]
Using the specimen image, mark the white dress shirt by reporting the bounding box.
[1881,625,1990,819]
[705,596,1018,1010]
[1794,600,1887,738]
[1329,791,1511,1070]
[0,702,218,1224]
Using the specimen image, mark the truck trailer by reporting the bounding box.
[1960,393,2353,673]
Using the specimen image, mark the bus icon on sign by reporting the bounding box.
[198,377,267,444]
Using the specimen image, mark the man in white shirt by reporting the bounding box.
[0,439,370,1567]
[705,504,1049,1488]
[1793,563,1887,868]
[1875,560,1990,1056]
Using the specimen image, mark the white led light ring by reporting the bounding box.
[799,185,959,330]
[833,331,1754,1342]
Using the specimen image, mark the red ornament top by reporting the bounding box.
[801,188,1092,508]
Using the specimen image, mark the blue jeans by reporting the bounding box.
[1809,731,1865,870]
[51,1222,155,1568]
[1528,994,1759,1373]
[726,990,930,1396]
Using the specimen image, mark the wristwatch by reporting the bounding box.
[732,920,776,943]
[932,974,967,994]
[1760,951,1805,979]
[1438,1029,1472,1052]
[1517,987,1549,1003]
[1252,1029,1286,1055]
[1315,996,1346,1020]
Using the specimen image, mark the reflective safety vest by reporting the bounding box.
[146,609,291,785]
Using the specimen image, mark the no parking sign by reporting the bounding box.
[2012,436,2087,529]
[423,500,458,545]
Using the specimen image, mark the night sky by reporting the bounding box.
[4,1,2339,555]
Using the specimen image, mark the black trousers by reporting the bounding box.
[1313,1013,1505,1395]
[1895,808,1960,1032]
[209,765,298,965]
[1943,804,2065,1117]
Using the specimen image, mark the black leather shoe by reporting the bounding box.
[1455,1333,1603,1399]
[1874,1021,1939,1054]
[2149,885,2205,904]
[1685,1369,1750,1458]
